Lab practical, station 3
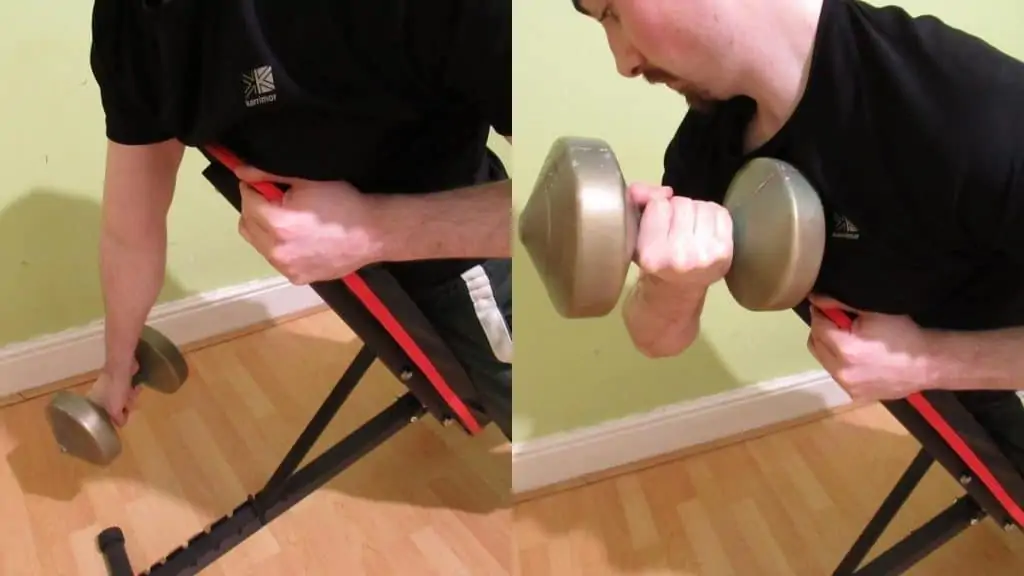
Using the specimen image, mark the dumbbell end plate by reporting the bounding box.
[46,392,121,466]
[136,326,189,394]
[723,158,826,311]
[519,136,636,318]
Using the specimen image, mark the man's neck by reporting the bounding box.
[737,0,825,150]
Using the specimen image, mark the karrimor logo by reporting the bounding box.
[832,213,860,239]
[242,65,276,107]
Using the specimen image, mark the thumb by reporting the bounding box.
[233,164,302,186]
[108,396,130,427]
[628,183,674,207]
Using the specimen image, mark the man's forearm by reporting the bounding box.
[927,327,1024,391]
[377,179,511,261]
[623,275,707,358]
[99,139,182,377]
[100,232,167,376]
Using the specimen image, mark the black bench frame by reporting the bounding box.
[789,305,1024,574]
[796,308,1024,576]
[93,149,490,575]
[833,393,1024,574]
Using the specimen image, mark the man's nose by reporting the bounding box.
[607,33,644,78]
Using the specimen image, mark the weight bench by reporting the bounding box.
[93,147,492,576]
[791,306,1024,575]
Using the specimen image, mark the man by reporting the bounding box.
[87,0,512,440]
[572,0,1024,467]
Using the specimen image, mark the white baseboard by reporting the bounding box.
[0,277,324,398]
[511,370,851,495]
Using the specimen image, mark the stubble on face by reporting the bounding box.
[639,66,719,112]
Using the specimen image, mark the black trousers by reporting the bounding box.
[959,390,1024,473]
[399,258,512,440]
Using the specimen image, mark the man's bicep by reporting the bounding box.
[102,140,184,237]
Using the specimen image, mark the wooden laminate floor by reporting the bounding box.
[3,311,1024,575]
[514,404,1024,575]
[0,311,511,575]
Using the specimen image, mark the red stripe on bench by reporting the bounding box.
[206,145,482,435]
[823,308,1024,527]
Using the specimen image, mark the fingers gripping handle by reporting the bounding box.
[202,144,483,434]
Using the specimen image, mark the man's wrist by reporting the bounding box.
[636,274,707,313]
[102,355,137,379]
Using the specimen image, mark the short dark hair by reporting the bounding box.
[571,0,587,15]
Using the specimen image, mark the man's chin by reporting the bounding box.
[683,94,717,113]
[661,84,716,111]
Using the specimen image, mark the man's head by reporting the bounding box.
[572,0,749,111]
[578,0,833,118]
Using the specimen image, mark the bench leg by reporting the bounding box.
[834,448,986,575]
[96,343,425,576]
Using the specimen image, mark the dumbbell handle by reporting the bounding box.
[129,366,145,389]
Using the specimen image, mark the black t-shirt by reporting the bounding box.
[664,0,1024,333]
[89,0,511,289]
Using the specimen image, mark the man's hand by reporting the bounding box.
[631,183,733,290]
[806,294,935,402]
[87,360,141,427]
[233,165,390,285]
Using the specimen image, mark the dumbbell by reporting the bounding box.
[518,135,829,318]
[45,325,189,466]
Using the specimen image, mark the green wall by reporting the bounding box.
[511,0,1024,442]
[0,4,511,348]
[0,4,277,346]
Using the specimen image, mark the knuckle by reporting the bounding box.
[670,196,693,213]
[668,249,692,273]
[637,250,662,273]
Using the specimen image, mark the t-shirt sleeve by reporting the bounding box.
[89,0,172,145]
[414,0,511,137]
